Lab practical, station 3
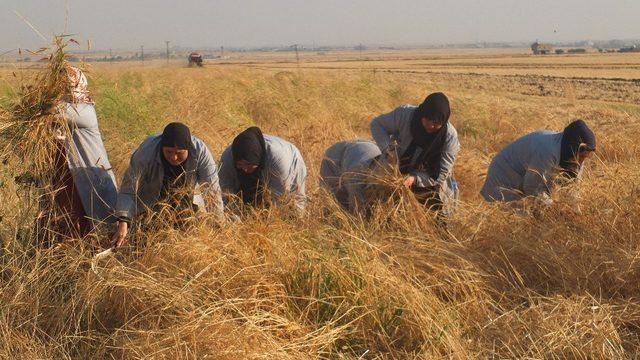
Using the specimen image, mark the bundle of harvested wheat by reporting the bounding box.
[0,36,87,245]
[1,37,78,175]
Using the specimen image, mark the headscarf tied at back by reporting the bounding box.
[159,122,197,210]
[231,126,267,205]
[559,119,596,179]
[66,67,93,104]
[399,92,451,182]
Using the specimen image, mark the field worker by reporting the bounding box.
[42,67,118,243]
[218,126,307,212]
[111,122,224,247]
[320,140,382,213]
[370,92,460,218]
[480,119,596,205]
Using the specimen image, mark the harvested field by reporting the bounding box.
[226,50,640,79]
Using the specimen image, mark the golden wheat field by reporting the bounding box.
[0,49,639,359]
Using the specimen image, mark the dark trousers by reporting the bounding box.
[412,186,449,227]
[412,187,443,211]
[38,143,90,247]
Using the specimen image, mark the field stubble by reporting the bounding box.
[0,53,639,358]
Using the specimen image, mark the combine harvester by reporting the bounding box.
[188,52,204,67]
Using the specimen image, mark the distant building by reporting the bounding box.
[619,45,639,53]
[531,42,554,55]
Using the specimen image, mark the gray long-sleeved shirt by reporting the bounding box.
[319,140,381,213]
[481,130,566,202]
[62,102,118,224]
[370,104,460,199]
[115,135,224,221]
[218,134,307,211]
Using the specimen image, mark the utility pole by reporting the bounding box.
[220,45,224,58]
[165,41,170,63]
[140,45,144,64]
[293,44,300,65]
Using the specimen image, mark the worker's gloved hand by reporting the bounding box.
[53,127,68,141]
[111,221,129,248]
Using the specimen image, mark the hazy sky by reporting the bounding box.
[1,0,639,51]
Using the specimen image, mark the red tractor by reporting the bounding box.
[188,52,204,67]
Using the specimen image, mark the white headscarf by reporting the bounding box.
[67,66,93,104]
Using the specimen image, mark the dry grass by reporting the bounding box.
[0,48,638,359]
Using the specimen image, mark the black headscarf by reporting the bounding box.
[161,122,192,149]
[231,126,267,205]
[399,92,451,181]
[559,119,596,179]
[158,122,197,210]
